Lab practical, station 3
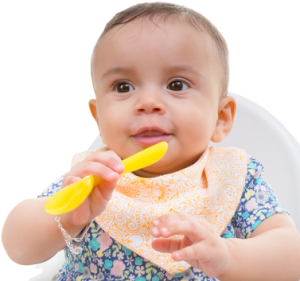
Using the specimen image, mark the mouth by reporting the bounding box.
[132,126,171,146]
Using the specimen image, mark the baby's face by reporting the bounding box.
[90,19,234,177]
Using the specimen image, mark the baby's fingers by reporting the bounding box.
[83,150,124,174]
[91,172,120,203]
[152,237,183,254]
[61,176,81,188]
[152,238,213,263]
[70,162,120,183]
[151,237,208,262]
[152,220,208,243]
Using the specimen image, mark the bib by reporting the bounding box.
[71,146,247,273]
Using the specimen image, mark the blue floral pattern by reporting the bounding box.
[39,156,290,281]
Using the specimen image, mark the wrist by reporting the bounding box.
[59,215,90,238]
[216,238,237,281]
[55,216,92,255]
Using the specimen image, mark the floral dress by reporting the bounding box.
[39,156,291,281]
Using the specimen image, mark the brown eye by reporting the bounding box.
[116,83,134,93]
[167,81,188,91]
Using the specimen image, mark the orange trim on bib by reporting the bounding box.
[71,147,247,273]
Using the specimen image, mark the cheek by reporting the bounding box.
[96,104,119,137]
[96,102,132,151]
[176,104,216,139]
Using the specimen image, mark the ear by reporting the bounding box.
[89,99,99,125]
[211,96,236,143]
[89,99,105,143]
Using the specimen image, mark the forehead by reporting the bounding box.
[92,19,220,86]
[96,17,216,53]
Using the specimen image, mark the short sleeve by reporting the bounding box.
[231,156,292,239]
[37,175,65,198]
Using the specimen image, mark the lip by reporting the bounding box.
[132,126,171,146]
[133,126,169,135]
[132,134,172,147]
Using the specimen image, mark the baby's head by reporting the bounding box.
[89,2,236,177]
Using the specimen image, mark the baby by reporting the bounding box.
[2,2,300,281]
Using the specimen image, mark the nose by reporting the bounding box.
[134,87,166,115]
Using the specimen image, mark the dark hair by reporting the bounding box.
[94,2,229,96]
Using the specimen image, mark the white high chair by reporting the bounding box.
[29,93,300,280]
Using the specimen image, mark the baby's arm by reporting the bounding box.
[224,213,300,280]
[151,212,300,281]
[2,197,82,264]
[2,150,124,265]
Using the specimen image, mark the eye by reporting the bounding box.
[167,80,189,91]
[114,82,135,93]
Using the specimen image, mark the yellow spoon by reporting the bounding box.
[45,141,168,215]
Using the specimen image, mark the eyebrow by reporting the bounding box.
[101,64,203,79]
[166,65,204,78]
[102,66,134,78]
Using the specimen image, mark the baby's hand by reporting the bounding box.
[151,212,231,278]
[59,150,124,229]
